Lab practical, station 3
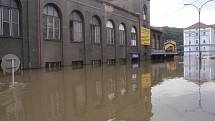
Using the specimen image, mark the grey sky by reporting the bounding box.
[151,0,215,28]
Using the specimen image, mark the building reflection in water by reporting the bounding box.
[0,87,25,121]
[184,55,215,116]
[0,62,157,121]
[184,56,215,82]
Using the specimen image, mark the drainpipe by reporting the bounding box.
[27,0,30,68]
[38,0,41,67]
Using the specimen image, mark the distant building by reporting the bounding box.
[150,27,178,59]
[184,22,215,56]
[158,26,183,54]
[150,27,163,50]
[164,40,177,52]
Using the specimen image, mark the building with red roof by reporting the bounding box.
[184,22,215,56]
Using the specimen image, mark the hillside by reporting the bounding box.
[158,26,184,54]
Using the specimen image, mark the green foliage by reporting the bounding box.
[160,26,184,53]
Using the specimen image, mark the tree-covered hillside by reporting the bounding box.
[159,26,184,54]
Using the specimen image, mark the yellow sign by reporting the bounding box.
[141,27,151,45]
[141,73,151,88]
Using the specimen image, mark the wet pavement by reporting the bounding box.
[0,57,215,121]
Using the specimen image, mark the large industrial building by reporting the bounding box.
[0,0,151,69]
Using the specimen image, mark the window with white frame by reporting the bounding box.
[203,31,206,36]
[70,11,83,42]
[203,47,206,51]
[203,40,206,43]
[91,16,101,44]
[106,20,114,45]
[0,0,19,37]
[43,5,60,40]
[119,24,126,45]
[131,27,137,46]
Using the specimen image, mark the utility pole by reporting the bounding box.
[184,0,214,68]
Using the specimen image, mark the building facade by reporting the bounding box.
[150,27,163,51]
[0,0,150,69]
[164,40,177,52]
[184,22,215,57]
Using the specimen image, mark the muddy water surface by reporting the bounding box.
[0,59,215,121]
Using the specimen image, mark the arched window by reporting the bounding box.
[70,11,83,42]
[43,5,60,40]
[0,0,20,36]
[119,24,126,45]
[143,4,147,20]
[106,20,114,45]
[131,27,137,46]
[91,16,101,44]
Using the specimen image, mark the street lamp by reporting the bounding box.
[184,0,214,62]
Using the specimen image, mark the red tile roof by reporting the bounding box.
[211,24,215,28]
[185,22,214,29]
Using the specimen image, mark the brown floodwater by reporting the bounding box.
[0,58,215,121]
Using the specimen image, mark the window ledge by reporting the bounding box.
[92,43,101,45]
[71,41,84,43]
[0,36,23,39]
[107,44,115,46]
[44,39,61,42]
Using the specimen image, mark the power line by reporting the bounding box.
[151,0,199,22]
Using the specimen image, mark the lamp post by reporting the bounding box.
[184,0,214,63]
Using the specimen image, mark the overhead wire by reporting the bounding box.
[151,0,199,22]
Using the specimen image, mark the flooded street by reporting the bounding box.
[0,58,215,121]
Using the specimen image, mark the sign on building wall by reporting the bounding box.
[141,27,151,45]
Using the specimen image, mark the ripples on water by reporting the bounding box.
[0,58,215,121]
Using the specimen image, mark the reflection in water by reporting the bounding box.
[0,87,25,121]
[0,63,155,121]
[184,55,215,82]
[0,59,215,121]
[184,56,215,116]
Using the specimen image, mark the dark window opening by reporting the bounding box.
[131,58,139,64]
[203,32,206,36]
[91,60,101,65]
[72,61,84,69]
[107,59,116,65]
[45,62,62,72]
[0,59,2,72]
[119,58,127,64]
[203,40,206,43]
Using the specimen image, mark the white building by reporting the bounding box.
[184,22,215,56]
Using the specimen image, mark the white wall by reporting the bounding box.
[184,27,215,56]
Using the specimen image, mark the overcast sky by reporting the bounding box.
[150,0,215,28]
